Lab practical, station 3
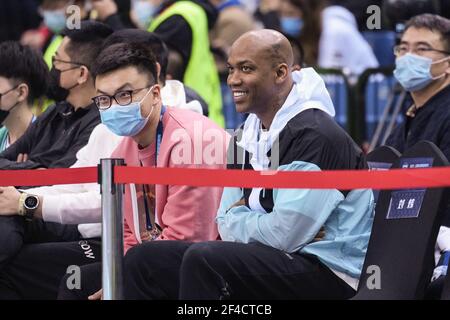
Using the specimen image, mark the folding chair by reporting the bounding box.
[353,141,450,299]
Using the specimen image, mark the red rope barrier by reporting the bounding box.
[0,167,97,187]
[1,166,450,190]
[114,166,450,190]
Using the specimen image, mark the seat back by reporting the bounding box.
[317,68,350,131]
[365,145,401,204]
[362,31,396,67]
[353,141,450,300]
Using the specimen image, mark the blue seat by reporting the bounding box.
[364,73,402,140]
[363,31,397,68]
[318,72,349,131]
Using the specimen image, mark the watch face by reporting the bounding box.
[24,196,39,209]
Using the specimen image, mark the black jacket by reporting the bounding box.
[386,84,450,162]
[228,109,365,212]
[0,102,100,170]
[386,84,450,226]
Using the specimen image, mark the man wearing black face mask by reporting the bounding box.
[0,21,112,171]
[0,42,49,152]
[0,41,48,152]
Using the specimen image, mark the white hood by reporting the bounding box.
[237,68,335,171]
[322,5,358,29]
[161,79,203,114]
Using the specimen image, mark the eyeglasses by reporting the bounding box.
[92,86,153,110]
[393,44,450,57]
[0,85,19,101]
[52,56,84,71]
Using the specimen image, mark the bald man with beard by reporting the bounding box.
[122,30,374,300]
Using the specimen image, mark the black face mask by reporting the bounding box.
[0,96,20,125]
[48,67,80,102]
[0,109,9,125]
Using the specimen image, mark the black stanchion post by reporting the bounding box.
[99,158,125,300]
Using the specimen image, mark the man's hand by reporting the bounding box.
[229,198,246,210]
[92,0,118,21]
[16,153,28,163]
[0,187,21,216]
[313,227,326,242]
[88,288,103,300]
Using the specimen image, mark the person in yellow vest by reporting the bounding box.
[135,0,224,127]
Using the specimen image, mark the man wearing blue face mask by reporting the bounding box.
[386,14,450,164]
[385,13,450,300]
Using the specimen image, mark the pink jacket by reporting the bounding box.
[111,107,230,253]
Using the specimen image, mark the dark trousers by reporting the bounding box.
[0,215,81,271]
[57,262,102,300]
[0,239,101,299]
[0,215,101,299]
[122,241,356,300]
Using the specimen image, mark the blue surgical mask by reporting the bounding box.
[100,86,155,137]
[394,53,449,92]
[132,0,159,29]
[280,17,303,38]
[42,10,67,34]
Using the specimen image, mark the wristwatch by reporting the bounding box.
[18,193,39,221]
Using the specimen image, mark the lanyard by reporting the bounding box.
[155,105,166,165]
[142,105,166,232]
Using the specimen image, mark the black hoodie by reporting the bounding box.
[153,0,218,80]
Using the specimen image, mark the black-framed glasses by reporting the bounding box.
[0,84,19,101]
[51,56,84,71]
[92,86,152,110]
[393,44,450,57]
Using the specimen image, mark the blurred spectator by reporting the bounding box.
[92,0,135,29]
[254,0,282,30]
[255,0,378,76]
[0,0,42,43]
[331,0,383,31]
[36,0,92,68]
[147,0,224,127]
[319,2,379,76]
[209,0,256,54]
[0,42,49,152]
[209,0,256,129]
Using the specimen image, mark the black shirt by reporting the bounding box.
[0,102,100,170]
[386,84,450,162]
[386,84,450,226]
[228,109,364,213]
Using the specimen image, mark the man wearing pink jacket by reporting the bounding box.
[56,42,229,299]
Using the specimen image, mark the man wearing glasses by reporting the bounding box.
[53,41,228,300]
[386,13,450,300]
